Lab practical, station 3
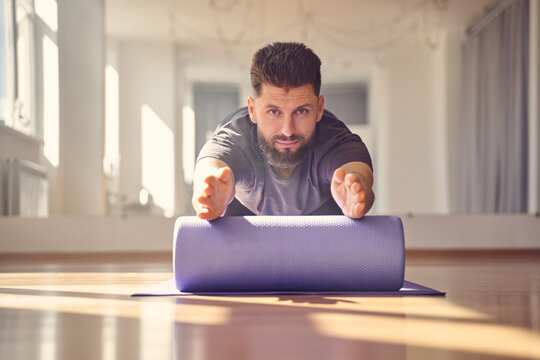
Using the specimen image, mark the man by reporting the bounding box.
[192,42,374,220]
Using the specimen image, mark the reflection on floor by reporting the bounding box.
[0,251,539,360]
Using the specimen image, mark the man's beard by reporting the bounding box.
[257,130,315,169]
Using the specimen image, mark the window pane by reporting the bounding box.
[322,84,368,125]
[15,1,33,134]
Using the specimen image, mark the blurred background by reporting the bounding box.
[0,0,538,221]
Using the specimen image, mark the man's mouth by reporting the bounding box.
[275,139,299,149]
[257,130,314,169]
[273,135,301,150]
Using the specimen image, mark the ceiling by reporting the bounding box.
[106,0,500,74]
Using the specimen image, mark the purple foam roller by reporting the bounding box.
[173,215,405,293]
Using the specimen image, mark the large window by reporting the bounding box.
[193,83,240,156]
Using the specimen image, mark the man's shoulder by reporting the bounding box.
[198,107,256,161]
[218,107,251,129]
[211,107,256,150]
[316,109,353,142]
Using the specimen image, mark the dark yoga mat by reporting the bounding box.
[175,215,406,293]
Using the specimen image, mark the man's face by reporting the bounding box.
[247,83,324,169]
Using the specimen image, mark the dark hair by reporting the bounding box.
[250,42,321,97]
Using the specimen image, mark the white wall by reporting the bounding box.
[179,48,250,108]
[445,31,466,213]
[373,36,456,214]
[174,47,190,214]
[117,40,177,214]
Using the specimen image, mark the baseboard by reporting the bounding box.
[0,216,176,252]
[401,213,540,249]
[0,214,539,252]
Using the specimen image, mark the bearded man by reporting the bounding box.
[192,42,374,220]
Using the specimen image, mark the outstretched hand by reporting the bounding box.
[194,167,235,220]
[331,167,371,219]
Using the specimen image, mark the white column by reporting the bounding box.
[57,0,105,215]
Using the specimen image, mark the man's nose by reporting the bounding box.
[281,114,295,137]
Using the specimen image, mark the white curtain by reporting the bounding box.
[458,0,529,213]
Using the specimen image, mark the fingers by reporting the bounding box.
[350,181,361,194]
[203,169,230,194]
[358,190,366,202]
[197,194,212,206]
[346,187,366,218]
[195,198,221,220]
[332,168,346,184]
[344,173,361,186]
[217,167,233,182]
[201,181,211,196]
[197,207,216,220]
[331,168,369,219]
[195,168,233,220]
[350,183,366,202]
[334,171,364,196]
[197,206,210,216]
[334,171,363,192]
[196,188,221,220]
[351,201,366,219]
[203,174,218,187]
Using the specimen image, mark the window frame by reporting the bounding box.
[1,0,37,138]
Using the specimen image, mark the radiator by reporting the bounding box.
[4,158,48,217]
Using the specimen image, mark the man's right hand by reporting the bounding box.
[192,165,235,220]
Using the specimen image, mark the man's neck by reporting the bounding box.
[271,165,300,180]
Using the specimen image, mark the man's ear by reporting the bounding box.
[247,96,257,124]
[316,95,325,123]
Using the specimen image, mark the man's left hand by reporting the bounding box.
[331,163,374,219]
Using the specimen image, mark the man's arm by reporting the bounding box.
[192,157,236,220]
[330,161,374,219]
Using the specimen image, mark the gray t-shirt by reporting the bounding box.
[197,107,372,215]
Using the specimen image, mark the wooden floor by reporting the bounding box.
[0,251,539,360]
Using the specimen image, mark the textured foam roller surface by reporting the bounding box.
[173,216,405,293]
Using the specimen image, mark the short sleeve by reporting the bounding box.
[316,111,373,185]
[196,111,256,190]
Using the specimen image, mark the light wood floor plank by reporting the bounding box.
[0,251,539,360]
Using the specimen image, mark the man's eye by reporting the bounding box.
[269,109,279,115]
[297,108,308,115]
